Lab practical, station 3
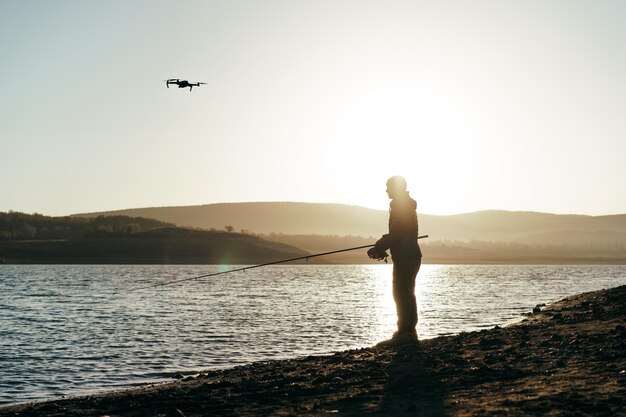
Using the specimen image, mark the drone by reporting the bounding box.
[165,79,206,91]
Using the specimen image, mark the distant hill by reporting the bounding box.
[1,211,173,240]
[74,202,626,244]
[10,206,624,264]
[0,227,308,265]
[0,212,308,264]
[75,203,389,237]
[435,211,626,242]
[71,203,626,264]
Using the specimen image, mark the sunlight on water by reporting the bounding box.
[0,264,624,405]
[367,265,396,342]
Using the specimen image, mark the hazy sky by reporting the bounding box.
[1,1,625,216]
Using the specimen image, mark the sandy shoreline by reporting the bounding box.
[2,285,625,416]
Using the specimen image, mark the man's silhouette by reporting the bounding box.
[368,176,422,345]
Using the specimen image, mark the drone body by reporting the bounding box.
[165,79,206,91]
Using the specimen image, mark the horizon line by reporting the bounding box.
[3,201,624,218]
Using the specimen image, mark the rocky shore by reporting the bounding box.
[2,285,625,416]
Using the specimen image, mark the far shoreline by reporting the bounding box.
[2,259,626,265]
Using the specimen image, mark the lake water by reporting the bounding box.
[1,264,625,405]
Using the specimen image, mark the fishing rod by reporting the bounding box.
[127,235,429,292]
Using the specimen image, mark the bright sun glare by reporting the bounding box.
[325,85,479,213]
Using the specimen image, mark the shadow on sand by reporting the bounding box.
[376,342,448,416]
[313,341,449,416]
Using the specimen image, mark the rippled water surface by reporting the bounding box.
[1,264,625,405]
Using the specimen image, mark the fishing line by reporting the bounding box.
[125,235,428,292]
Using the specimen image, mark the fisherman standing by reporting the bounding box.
[368,176,422,344]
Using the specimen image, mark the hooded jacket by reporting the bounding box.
[374,192,422,260]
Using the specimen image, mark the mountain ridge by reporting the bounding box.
[73,202,626,246]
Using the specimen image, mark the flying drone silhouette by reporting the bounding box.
[165,79,206,91]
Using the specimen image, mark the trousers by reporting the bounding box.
[392,257,421,333]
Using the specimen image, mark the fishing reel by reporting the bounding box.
[367,247,389,263]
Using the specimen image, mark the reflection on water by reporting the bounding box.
[0,264,624,405]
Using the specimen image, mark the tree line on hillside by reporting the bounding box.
[0,211,174,240]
